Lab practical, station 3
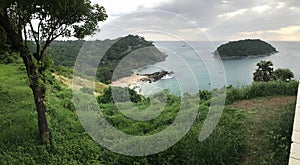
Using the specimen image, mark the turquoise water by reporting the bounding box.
[134,41,300,96]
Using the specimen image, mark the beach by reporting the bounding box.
[110,74,147,87]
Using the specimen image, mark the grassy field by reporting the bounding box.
[0,63,297,164]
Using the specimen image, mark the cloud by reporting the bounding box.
[94,0,300,41]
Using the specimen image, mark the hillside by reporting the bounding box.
[48,35,167,84]
[214,39,278,59]
[0,63,297,164]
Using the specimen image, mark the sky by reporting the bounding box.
[90,0,300,41]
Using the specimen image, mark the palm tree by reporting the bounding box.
[253,60,274,82]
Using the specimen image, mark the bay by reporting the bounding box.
[134,41,300,96]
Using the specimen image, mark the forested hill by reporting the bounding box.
[214,39,278,59]
[48,35,167,84]
[96,35,167,84]
[49,40,84,67]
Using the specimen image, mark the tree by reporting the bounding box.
[253,60,274,82]
[273,68,294,82]
[0,0,107,143]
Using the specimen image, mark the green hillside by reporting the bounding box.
[0,63,297,164]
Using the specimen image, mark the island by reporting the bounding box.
[214,39,278,59]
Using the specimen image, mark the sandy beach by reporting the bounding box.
[110,74,147,87]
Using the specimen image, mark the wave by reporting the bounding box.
[161,72,175,80]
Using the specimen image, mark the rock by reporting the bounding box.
[139,70,173,83]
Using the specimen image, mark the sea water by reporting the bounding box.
[134,41,300,96]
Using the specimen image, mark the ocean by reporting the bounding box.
[133,41,300,96]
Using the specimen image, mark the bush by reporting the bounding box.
[274,68,294,82]
[97,86,143,104]
[80,87,94,94]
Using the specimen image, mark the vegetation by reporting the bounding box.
[0,63,297,164]
[97,86,144,104]
[95,35,167,84]
[47,35,167,84]
[253,60,274,82]
[48,41,84,67]
[0,0,107,143]
[253,60,295,82]
[215,39,278,59]
[274,68,294,82]
[231,96,295,164]
[0,1,297,164]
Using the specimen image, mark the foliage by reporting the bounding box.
[0,27,19,64]
[96,35,167,84]
[274,68,294,82]
[48,40,84,67]
[0,0,107,143]
[0,27,10,54]
[215,39,277,58]
[47,35,167,84]
[199,90,211,101]
[253,61,295,83]
[97,86,143,104]
[253,60,274,82]
[0,64,297,164]
[226,80,298,104]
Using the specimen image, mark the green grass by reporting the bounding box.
[0,63,297,164]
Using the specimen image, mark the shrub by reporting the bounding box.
[97,86,143,104]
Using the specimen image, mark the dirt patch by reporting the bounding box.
[231,96,296,165]
[232,96,296,111]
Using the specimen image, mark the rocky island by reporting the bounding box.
[214,39,278,60]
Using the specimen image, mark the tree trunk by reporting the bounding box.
[20,50,50,144]
[31,82,50,144]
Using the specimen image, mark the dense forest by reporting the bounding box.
[215,39,278,59]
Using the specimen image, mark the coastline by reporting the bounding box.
[110,70,174,88]
[110,74,147,87]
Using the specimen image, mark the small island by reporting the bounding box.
[214,39,278,59]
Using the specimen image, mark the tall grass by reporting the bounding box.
[226,80,298,104]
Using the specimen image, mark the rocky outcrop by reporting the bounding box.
[138,70,174,83]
